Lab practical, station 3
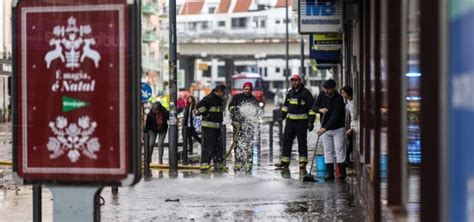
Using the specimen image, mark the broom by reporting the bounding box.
[302,113,325,182]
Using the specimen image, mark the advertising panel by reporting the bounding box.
[13,0,140,185]
[298,0,343,34]
[309,33,342,64]
[449,2,474,221]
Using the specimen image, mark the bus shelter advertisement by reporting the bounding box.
[298,0,342,34]
[13,1,140,185]
[449,1,474,221]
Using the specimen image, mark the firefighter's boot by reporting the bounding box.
[324,163,335,181]
[337,163,347,180]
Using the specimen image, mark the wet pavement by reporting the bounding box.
[0,105,369,221]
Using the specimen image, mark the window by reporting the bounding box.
[253,17,267,28]
[231,17,248,29]
[203,68,211,77]
[276,20,280,24]
[218,21,225,27]
[208,7,216,14]
[276,67,281,73]
[188,22,198,31]
[218,66,226,77]
[202,21,210,30]
[264,68,268,77]
[257,4,266,10]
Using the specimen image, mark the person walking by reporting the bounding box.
[340,85,355,168]
[275,74,316,171]
[313,79,346,180]
[143,102,169,164]
[196,84,227,171]
[182,95,201,156]
[228,82,260,172]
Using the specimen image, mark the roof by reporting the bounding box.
[233,0,252,13]
[217,0,232,13]
[275,0,292,8]
[180,0,205,15]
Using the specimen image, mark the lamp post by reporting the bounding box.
[285,0,290,91]
[168,0,178,176]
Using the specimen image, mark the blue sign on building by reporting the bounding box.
[141,82,152,103]
[449,2,474,221]
[298,0,342,34]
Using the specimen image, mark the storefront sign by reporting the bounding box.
[309,33,342,63]
[13,0,140,185]
[448,2,474,221]
[298,0,343,34]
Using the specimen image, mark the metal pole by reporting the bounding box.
[300,35,305,81]
[33,185,42,222]
[143,133,150,177]
[168,0,178,176]
[285,0,290,91]
[182,128,188,164]
[269,122,273,162]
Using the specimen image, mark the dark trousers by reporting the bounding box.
[282,120,308,162]
[201,127,223,165]
[182,126,201,154]
[346,131,353,162]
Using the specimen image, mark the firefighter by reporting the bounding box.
[313,79,347,180]
[228,82,260,173]
[275,74,316,170]
[196,84,227,172]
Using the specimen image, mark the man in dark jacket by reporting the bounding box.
[144,102,169,164]
[313,79,347,180]
[275,74,316,171]
[196,84,227,171]
[228,82,260,172]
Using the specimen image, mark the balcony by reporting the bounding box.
[141,56,160,72]
[142,31,159,43]
[142,3,158,15]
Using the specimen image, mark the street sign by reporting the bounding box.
[13,0,141,186]
[141,82,152,103]
[448,2,474,221]
[298,0,343,34]
[309,34,342,63]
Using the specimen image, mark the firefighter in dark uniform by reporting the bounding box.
[196,84,227,171]
[228,82,260,172]
[275,74,316,170]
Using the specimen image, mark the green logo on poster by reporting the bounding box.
[63,96,89,112]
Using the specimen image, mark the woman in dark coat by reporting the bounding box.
[144,102,169,164]
[182,95,201,155]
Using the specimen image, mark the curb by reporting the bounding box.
[0,160,201,170]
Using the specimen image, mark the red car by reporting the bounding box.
[231,72,265,108]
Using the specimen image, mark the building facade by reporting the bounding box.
[173,0,326,95]
[0,0,12,122]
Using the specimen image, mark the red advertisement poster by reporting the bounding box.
[15,1,136,183]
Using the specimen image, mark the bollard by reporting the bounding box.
[111,186,118,195]
[33,185,42,222]
[269,122,273,151]
[143,133,150,177]
[278,120,283,148]
[269,122,273,163]
[93,188,103,222]
[182,128,188,164]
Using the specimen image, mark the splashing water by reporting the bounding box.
[232,102,263,172]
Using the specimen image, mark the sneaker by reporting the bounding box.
[324,174,335,181]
